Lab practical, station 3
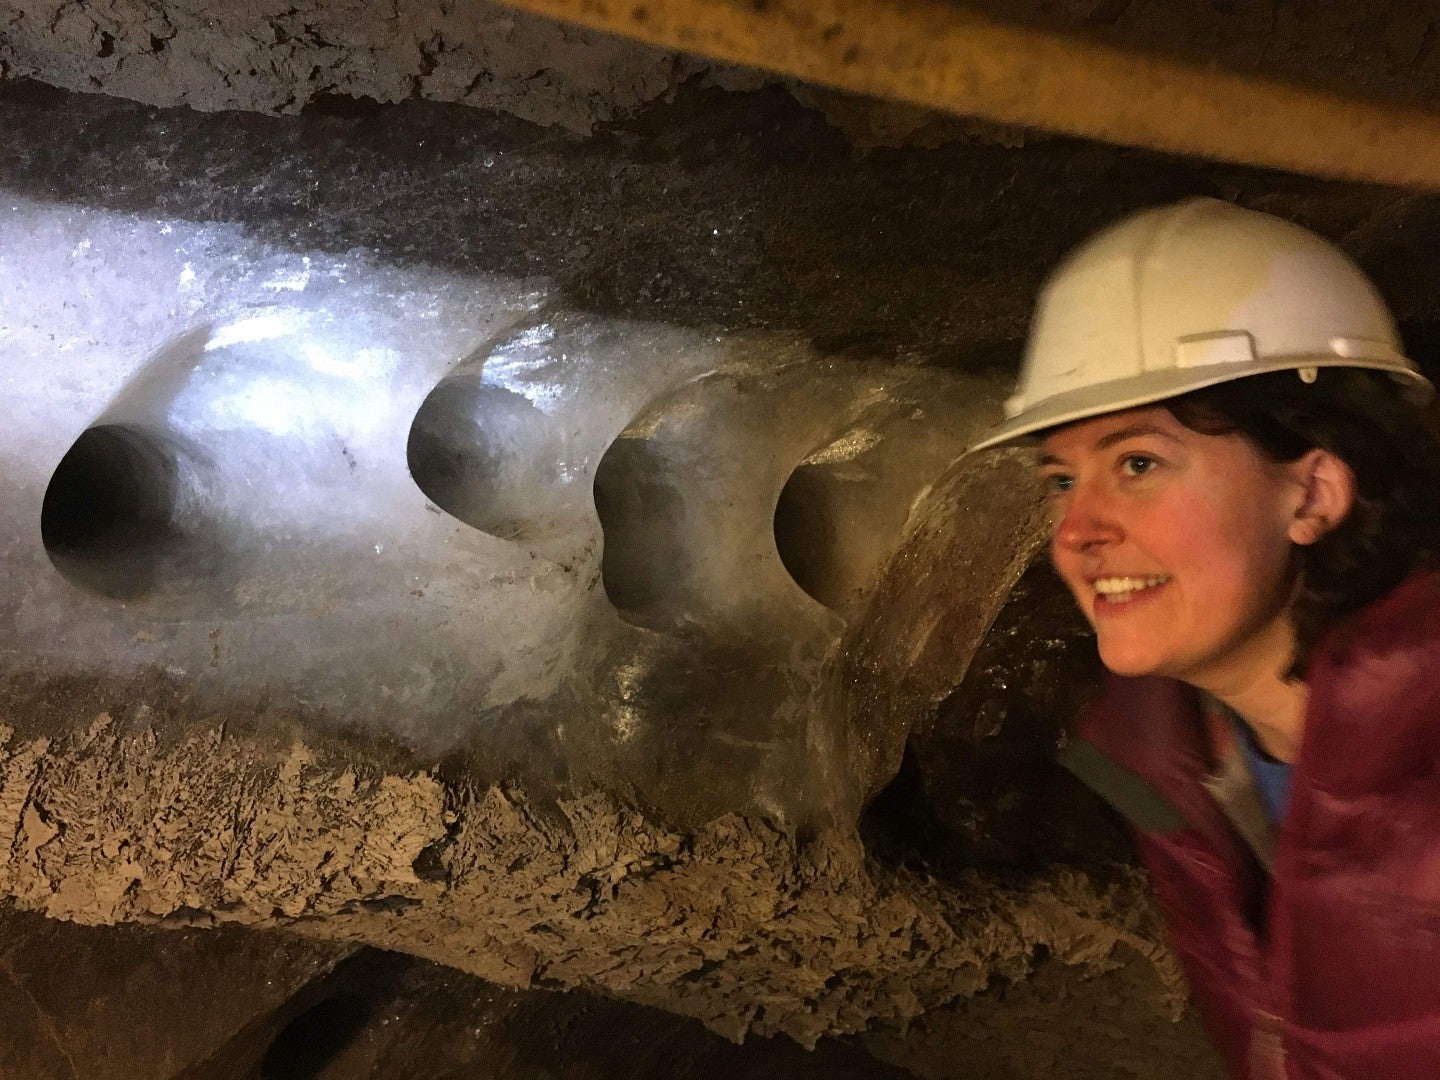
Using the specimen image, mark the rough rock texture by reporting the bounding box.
[0,911,1223,1079]
[861,948,1223,1079]
[0,683,1185,1047]
[258,950,920,1080]
[241,943,1223,1080]
[7,0,1440,157]
[0,0,1036,151]
[0,0,715,131]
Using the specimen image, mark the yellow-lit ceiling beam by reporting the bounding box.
[492,0,1440,189]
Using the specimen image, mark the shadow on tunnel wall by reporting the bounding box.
[860,557,1134,879]
[247,946,913,1080]
[3,74,1409,373]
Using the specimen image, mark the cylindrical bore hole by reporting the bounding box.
[41,424,215,602]
[407,378,561,541]
[593,434,690,625]
[259,994,372,1080]
[259,950,415,1080]
[773,463,843,611]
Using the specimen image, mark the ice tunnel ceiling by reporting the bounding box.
[5,2,1440,1077]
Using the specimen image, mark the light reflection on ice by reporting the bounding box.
[492,377,564,413]
[484,323,566,413]
[612,655,648,743]
[207,313,304,351]
[803,429,882,466]
[308,343,397,380]
[207,375,319,437]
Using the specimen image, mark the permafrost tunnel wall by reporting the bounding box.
[9,200,1034,832]
[0,80,1215,1071]
[0,149,1096,1036]
[6,2,1440,1075]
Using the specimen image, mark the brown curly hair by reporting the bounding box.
[1165,368,1440,675]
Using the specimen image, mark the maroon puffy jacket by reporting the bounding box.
[1069,570,1440,1079]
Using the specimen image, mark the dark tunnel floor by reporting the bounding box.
[0,906,1223,1080]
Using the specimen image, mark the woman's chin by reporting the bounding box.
[1097,643,1167,679]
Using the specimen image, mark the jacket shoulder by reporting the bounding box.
[1306,570,1440,794]
[1074,675,1205,769]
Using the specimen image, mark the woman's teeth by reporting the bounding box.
[1093,575,1171,603]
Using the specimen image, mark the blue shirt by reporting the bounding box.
[1232,716,1293,823]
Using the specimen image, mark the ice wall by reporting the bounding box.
[0,191,1038,831]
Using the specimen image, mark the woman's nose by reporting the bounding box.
[1052,485,1124,552]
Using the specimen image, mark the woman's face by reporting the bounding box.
[1039,406,1307,690]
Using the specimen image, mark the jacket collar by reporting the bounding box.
[1080,569,1440,808]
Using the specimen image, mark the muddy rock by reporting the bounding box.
[0,700,1186,1045]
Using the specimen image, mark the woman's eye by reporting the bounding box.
[1120,454,1158,477]
[1043,473,1074,495]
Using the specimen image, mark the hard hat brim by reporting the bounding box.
[967,355,1434,455]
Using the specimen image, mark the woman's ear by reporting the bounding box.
[1287,449,1356,546]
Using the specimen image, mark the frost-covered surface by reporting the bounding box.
[0,192,1027,833]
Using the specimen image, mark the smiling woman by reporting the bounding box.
[973,198,1440,1080]
[1040,407,1306,703]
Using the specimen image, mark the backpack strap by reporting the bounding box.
[1056,737,1189,835]
[1059,723,1275,875]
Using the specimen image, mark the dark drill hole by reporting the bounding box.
[43,425,175,551]
[258,994,372,1080]
[41,424,214,602]
[407,377,557,542]
[260,950,415,1080]
[593,434,689,626]
[772,463,841,610]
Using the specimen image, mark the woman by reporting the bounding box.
[971,198,1440,1079]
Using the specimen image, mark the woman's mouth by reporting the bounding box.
[1092,575,1171,606]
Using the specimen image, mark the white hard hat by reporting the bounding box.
[971,197,1433,452]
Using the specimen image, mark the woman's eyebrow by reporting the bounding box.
[1092,424,1182,451]
[1038,424,1180,468]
